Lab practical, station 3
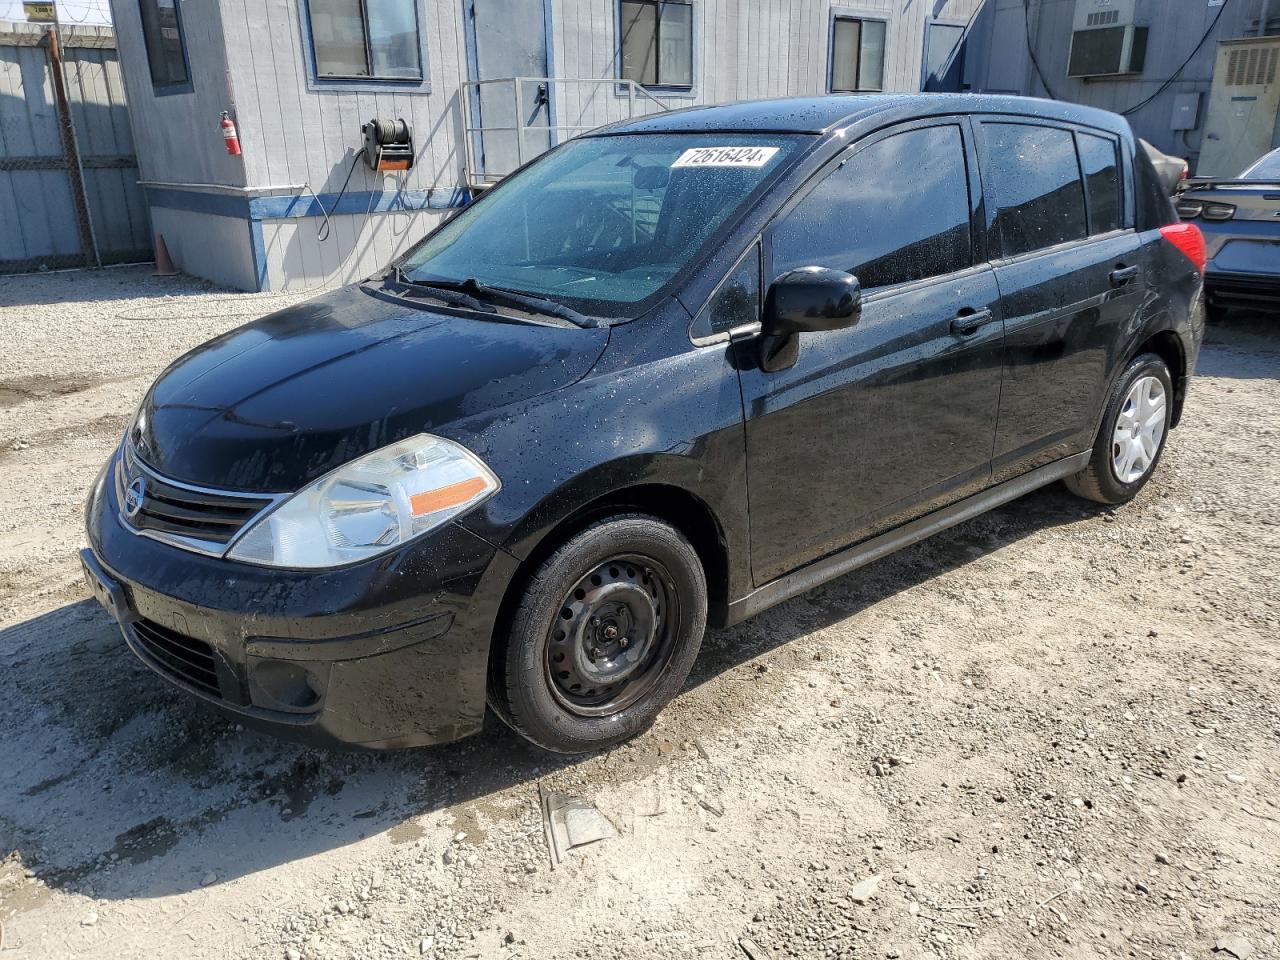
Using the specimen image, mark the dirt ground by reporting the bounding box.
[0,266,1277,960]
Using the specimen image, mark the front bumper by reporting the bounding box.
[83,452,519,750]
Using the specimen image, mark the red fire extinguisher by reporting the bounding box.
[220,111,242,157]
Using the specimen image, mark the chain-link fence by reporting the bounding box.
[0,22,149,274]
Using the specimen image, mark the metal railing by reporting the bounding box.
[460,77,671,189]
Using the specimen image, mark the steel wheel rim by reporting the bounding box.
[544,554,678,718]
[1111,375,1167,484]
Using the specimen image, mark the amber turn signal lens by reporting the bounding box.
[410,476,490,517]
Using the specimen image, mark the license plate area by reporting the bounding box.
[80,550,135,624]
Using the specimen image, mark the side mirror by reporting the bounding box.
[759,267,861,372]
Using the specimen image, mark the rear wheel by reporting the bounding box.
[1065,353,1172,505]
[490,515,707,754]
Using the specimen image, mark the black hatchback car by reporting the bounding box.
[83,95,1205,754]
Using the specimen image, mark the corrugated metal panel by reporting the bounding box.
[0,33,148,272]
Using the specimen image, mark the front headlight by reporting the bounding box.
[227,434,499,568]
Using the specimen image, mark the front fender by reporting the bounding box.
[435,317,752,605]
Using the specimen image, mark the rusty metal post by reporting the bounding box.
[44,25,101,268]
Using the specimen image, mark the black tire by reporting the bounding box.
[1064,352,1173,505]
[490,514,707,754]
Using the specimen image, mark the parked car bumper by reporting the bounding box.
[82,449,520,750]
[1202,220,1280,308]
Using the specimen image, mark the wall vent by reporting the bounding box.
[1226,45,1278,86]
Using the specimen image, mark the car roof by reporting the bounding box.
[1243,146,1280,178]
[595,93,1129,138]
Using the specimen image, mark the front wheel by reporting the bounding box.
[1064,352,1173,505]
[490,514,707,754]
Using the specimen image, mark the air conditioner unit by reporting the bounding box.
[1067,0,1148,78]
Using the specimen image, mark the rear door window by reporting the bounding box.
[981,123,1088,258]
[1077,132,1122,235]
[771,124,972,290]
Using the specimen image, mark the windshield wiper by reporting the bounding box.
[410,275,598,329]
[379,267,496,314]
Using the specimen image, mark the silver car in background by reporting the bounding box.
[1177,147,1280,319]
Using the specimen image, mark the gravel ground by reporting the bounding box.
[0,266,1278,960]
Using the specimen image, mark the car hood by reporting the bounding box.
[131,285,609,492]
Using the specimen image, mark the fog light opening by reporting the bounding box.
[250,659,324,713]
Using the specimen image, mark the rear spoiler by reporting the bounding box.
[1178,177,1280,193]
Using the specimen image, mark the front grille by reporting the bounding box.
[132,618,222,697]
[119,444,275,549]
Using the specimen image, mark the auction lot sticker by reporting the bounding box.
[672,146,780,168]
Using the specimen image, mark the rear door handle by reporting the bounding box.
[950,308,995,336]
[1110,265,1141,286]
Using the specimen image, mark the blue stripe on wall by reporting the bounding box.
[145,186,470,222]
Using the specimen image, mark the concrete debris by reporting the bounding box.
[739,936,773,960]
[1215,934,1253,959]
[849,875,882,904]
[540,783,617,868]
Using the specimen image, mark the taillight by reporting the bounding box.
[1160,222,1206,273]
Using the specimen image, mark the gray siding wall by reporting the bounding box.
[107,0,242,188]
[216,0,985,196]
[107,0,986,289]
[216,0,468,196]
[150,206,256,287]
[973,0,1278,166]
[261,208,448,291]
[555,0,983,105]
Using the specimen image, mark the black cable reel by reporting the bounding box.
[362,118,414,171]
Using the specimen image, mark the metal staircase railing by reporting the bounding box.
[460,77,671,190]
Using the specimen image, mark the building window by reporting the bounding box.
[620,1,693,89]
[138,0,190,88]
[830,16,885,92]
[307,0,423,81]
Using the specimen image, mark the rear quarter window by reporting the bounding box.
[1077,132,1122,235]
[981,123,1088,258]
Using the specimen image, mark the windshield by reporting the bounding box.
[1242,148,1280,180]
[398,133,803,318]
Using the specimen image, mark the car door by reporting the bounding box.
[976,120,1147,482]
[734,118,1005,586]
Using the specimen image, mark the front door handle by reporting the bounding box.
[1109,265,1141,287]
[950,308,994,336]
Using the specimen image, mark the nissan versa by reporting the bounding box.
[83,95,1206,754]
